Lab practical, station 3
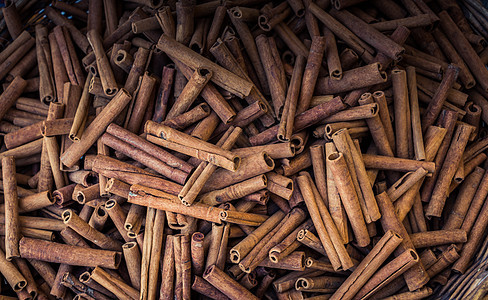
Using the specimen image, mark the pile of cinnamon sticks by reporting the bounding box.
[1,0,488,299]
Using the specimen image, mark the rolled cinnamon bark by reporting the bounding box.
[125,204,145,238]
[269,219,314,263]
[0,31,31,66]
[305,257,342,273]
[444,167,484,231]
[44,6,89,53]
[0,214,64,232]
[297,229,328,254]
[387,168,428,202]
[69,73,92,142]
[35,25,55,104]
[359,93,393,157]
[220,209,268,227]
[232,143,295,159]
[107,123,192,173]
[172,59,236,124]
[205,5,227,51]
[0,247,26,292]
[325,142,348,243]
[92,154,182,195]
[158,34,252,98]
[160,235,175,300]
[297,174,354,270]
[191,232,205,276]
[416,74,468,107]
[331,8,404,61]
[0,226,53,241]
[278,55,306,141]
[129,184,265,226]
[421,110,459,202]
[210,38,275,124]
[204,265,259,300]
[173,234,183,299]
[266,172,293,200]
[166,68,212,120]
[122,242,141,290]
[297,36,327,114]
[2,156,20,260]
[449,153,486,193]
[175,0,194,45]
[315,63,387,95]
[125,72,158,133]
[255,34,286,117]
[0,138,43,160]
[405,67,426,160]
[0,37,34,82]
[371,14,432,31]
[322,27,342,81]
[427,245,459,278]
[410,229,467,248]
[421,65,460,132]
[200,175,267,206]
[361,154,435,173]
[335,129,381,223]
[354,249,419,300]
[299,275,342,293]
[3,121,43,150]
[105,178,130,198]
[16,191,54,213]
[310,145,327,202]
[53,26,85,86]
[249,96,346,146]
[146,121,240,172]
[61,89,132,167]
[201,151,275,192]
[230,8,271,90]
[330,230,402,300]
[192,275,230,300]
[68,170,97,187]
[230,210,285,264]
[7,53,36,81]
[375,192,429,291]
[452,193,488,272]
[426,123,473,218]
[48,33,70,103]
[44,136,65,190]
[121,46,149,97]
[274,269,324,293]
[206,222,229,270]
[327,152,369,247]
[78,270,117,299]
[19,237,121,269]
[100,133,188,185]
[61,272,112,300]
[153,65,175,122]
[258,251,306,271]
[62,210,121,251]
[141,208,165,300]
[0,76,27,121]
[274,22,310,59]
[439,11,488,92]
[179,126,241,206]
[86,30,117,96]
[464,102,481,140]
[105,199,130,242]
[309,3,374,62]
[279,150,312,177]
[392,69,409,159]
[90,267,139,300]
